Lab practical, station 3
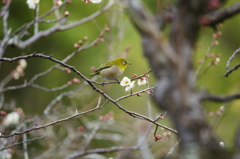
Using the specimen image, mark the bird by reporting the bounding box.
[90,57,131,85]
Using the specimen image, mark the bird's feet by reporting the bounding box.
[116,79,120,84]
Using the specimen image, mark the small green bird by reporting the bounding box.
[90,57,131,85]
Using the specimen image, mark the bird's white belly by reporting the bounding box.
[100,65,123,80]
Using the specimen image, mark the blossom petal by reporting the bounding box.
[120,77,131,87]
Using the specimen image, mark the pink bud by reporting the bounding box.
[72,78,80,83]
[64,67,71,73]
[198,59,203,64]
[78,40,83,45]
[132,74,137,78]
[214,40,219,45]
[83,36,88,41]
[212,33,218,39]
[67,81,72,86]
[208,0,220,10]
[154,135,162,141]
[105,27,110,31]
[99,38,104,42]
[0,111,7,116]
[78,126,84,132]
[145,74,149,78]
[217,31,222,36]
[74,43,79,48]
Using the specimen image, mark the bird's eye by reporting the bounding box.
[122,61,126,65]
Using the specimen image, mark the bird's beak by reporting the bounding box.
[127,63,132,65]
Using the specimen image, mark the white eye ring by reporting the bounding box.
[122,61,126,64]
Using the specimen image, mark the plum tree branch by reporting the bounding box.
[65,146,138,159]
[0,135,46,151]
[202,2,240,27]
[202,93,240,102]
[0,53,178,136]
[0,100,108,138]
[224,47,240,77]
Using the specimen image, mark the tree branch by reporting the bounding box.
[9,0,115,49]
[65,146,138,159]
[0,53,178,135]
[202,93,240,102]
[224,47,240,77]
[201,2,240,27]
[0,100,108,138]
[0,135,46,151]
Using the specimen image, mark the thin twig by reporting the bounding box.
[0,135,46,151]
[115,86,155,102]
[193,39,215,81]
[65,146,138,159]
[0,53,178,135]
[224,47,240,77]
[131,69,152,80]
[23,125,29,159]
[201,93,240,102]
[0,101,108,138]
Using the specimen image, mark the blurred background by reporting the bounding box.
[0,0,240,158]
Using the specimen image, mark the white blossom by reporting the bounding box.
[3,112,20,126]
[138,77,147,86]
[90,0,102,3]
[120,77,131,87]
[219,141,224,147]
[56,0,63,6]
[19,59,27,69]
[125,81,135,92]
[27,0,40,9]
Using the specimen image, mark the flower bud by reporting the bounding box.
[74,43,79,48]
[105,27,110,31]
[72,78,80,83]
[64,11,70,16]
[83,36,88,41]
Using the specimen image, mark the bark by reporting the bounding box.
[120,0,234,158]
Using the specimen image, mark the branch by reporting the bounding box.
[115,86,155,102]
[0,53,178,135]
[224,47,240,77]
[0,27,106,93]
[201,2,240,27]
[65,146,138,159]
[0,0,11,58]
[202,93,240,102]
[0,135,46,151]
[9,0,115,49]
[0,101,107,138]
[30,83,69,92]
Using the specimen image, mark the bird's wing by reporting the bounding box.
[95,65,112,73]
